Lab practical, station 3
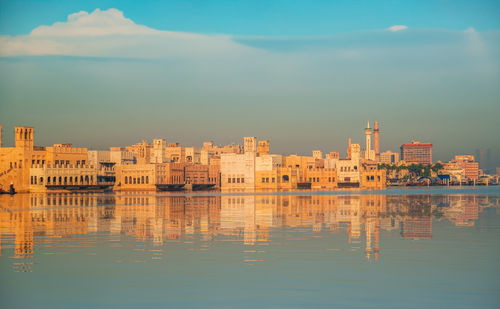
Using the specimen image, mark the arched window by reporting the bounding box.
[64,177,67,185]
[59,176,62,185]
[90,175,94,183]
[125,176,128,184]
[40,177,44,184]
[85,175,89,184]
[141,176,144,184]
[80,176,84,184]
[47,177,51,184]
[146,176,149,184]
[24,130,27,140]
[53,176,57,184]
[282,175,289,183]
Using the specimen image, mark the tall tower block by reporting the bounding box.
[374,121,380,162]
[364,121,372,160]
[14,126,34,150]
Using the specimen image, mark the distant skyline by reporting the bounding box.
[1,1,499,166]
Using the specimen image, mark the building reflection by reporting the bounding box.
[0,193,498,268]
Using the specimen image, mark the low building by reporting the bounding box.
[29,164,108,193]
[360,162,386,189]
[115,163,185,191]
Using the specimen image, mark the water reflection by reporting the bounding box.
[0,192,499,270]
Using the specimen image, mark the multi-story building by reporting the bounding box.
[449,155,479,181]
[379,151,399,165]
[400,141,432,165]
[0,126,91,192]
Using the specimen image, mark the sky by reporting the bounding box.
[0,1,499,167]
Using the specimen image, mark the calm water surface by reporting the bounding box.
[1,187,499,308]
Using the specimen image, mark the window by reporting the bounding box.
[367,176,370,181]
[146,176,149,184]
[141,176,145,184]
[266,177,269,183]
[272,178,275,183]
[228,178,231,183]
[283,175,289,183]
[241,178,245,183]
[82,160,85,165]
[55,160,59,165]
[125,177,128,184]
[133,178,136,184]
[237,178,240,183]
[262,177,265,183]
[329,177,331,182]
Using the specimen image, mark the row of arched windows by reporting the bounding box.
[125,175,149,185]
[31,175,94,185]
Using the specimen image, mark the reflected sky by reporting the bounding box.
[0,190,499,308]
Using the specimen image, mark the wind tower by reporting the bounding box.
[15,126,34,151]
[364,121,372,160]
[374,121,380,162]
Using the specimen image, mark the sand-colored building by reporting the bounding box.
[115,163,185,191]
[0,126,91,192]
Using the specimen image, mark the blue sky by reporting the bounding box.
[1,0,500,36]
[0,1,499,168]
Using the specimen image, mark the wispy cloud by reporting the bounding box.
[387,25,408,32]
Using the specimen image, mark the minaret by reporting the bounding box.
[374,121,380,162]
[364,121,372,160]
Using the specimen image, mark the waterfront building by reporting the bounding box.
[400,141,432,165]
[449,155,479,181]
[115,163,185,191]
[360,162,386,189]
[440,164,466,183]
[220,140,257,191]
[29,163,105,193]
[337,142,361,187]
[379,151,399,165]
[304,167,337,189]
[0,126,90,192]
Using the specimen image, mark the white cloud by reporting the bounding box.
[387,25,408,32]
[0,8,255,58]
[30,8,158,36]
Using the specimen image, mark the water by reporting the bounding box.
[1,187,499,308]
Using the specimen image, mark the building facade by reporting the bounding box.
[400,141,432,165]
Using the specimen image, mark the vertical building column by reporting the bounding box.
[374,121,380,162]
